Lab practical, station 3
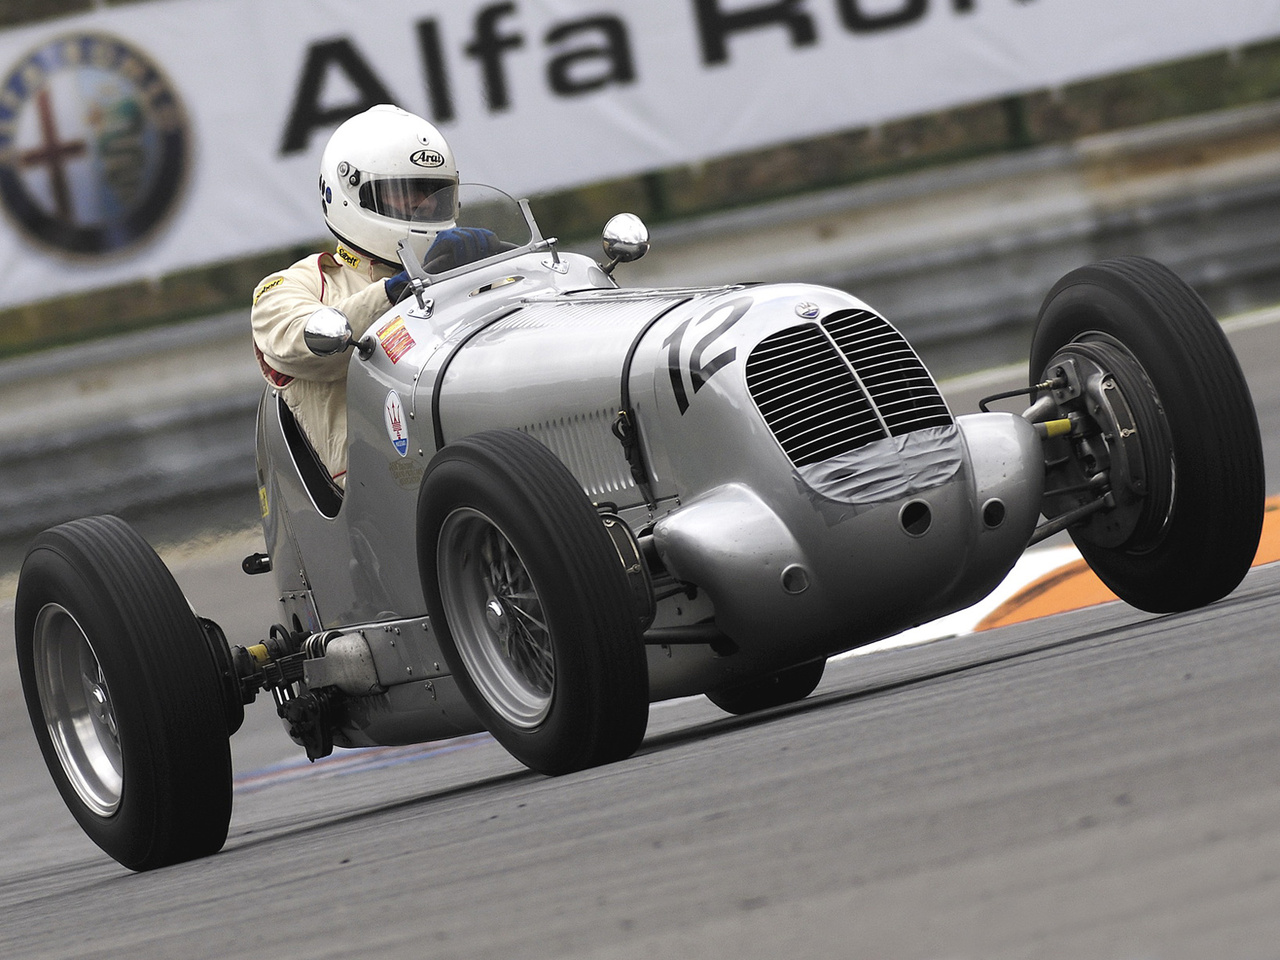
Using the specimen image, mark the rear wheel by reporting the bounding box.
[15,516,234,870]
[1030,257,1263,612]
[419,430,649,775]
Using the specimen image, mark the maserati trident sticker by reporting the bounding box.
[0,32,189,256]
[385,390,409,456]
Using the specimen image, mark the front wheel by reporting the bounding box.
[14,516,234,870]
[418,430,649,775]
[1030,257,1264,612]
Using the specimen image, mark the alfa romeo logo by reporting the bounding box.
[0,33,188,256]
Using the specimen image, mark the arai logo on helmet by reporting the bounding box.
[0,32,189,257]
[410,149,444,168]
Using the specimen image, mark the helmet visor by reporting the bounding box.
[359,178,458,223]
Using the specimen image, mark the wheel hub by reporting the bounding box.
[485,598,511,647]
[85,680,119,741]
[1041,334,1174,551]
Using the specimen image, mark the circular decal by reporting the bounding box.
[0,33,189,257]
[384,390,409,457]
[795,301,820,319]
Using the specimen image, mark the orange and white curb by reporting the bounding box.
[848,495,1280,657]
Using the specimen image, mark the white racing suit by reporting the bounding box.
[251,244,398,488]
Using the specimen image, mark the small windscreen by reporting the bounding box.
[397,184,534,275]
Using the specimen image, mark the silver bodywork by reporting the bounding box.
[256,191,1045,749]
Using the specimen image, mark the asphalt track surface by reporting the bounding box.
[2,315,1279,960]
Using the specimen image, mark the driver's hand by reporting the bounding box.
[385,271,411,303]
[425,227,501,269]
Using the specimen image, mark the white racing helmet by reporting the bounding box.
[319,104,459,263]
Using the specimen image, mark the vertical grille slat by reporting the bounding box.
[745,308,952,468]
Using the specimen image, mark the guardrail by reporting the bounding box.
[0,392,260,541]
[0,311,263,545]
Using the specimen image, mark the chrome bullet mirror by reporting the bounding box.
[601,213,650,274]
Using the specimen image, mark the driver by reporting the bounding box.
[251,103,495,490]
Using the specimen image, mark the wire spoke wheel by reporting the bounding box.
[419,430,649,775]
[438,508,555,729]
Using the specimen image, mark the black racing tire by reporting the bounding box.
[706,659,826,716]
[418,430,649,775]
[14,516,234,871]
[1030,257,1264,612]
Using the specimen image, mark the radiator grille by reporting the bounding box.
[745,309,951,467]
[744,324,883,467]
[822,309,953,436]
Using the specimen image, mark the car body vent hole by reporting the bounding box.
[982,498,1007,529]
[781,564,810,595]
[900,500,932,537]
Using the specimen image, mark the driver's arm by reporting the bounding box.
[251,256,393,383]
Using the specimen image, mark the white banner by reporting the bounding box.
[0,0,1278,309]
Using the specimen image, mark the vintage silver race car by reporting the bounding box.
[14,185,1264,871]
